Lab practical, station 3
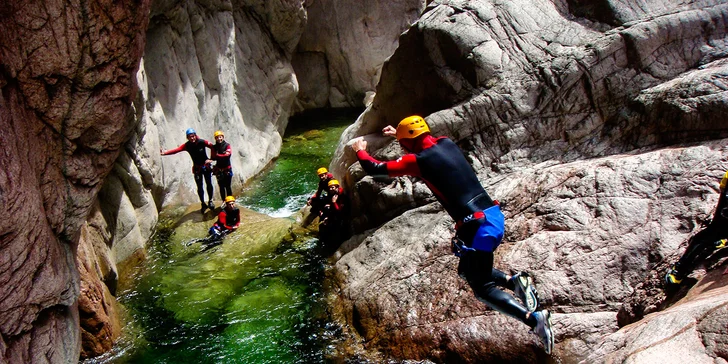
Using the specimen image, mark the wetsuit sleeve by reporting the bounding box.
[356,150,420,177]
[219,144,232,158]
[203,139,214,149]
[331,192,346,211]
[218,211,227,228]
[162,143,186,155]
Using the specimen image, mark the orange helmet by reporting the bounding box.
[327,179,340,187]
[224,195,235,203]
[395,115,430,140]
[317,167,328,175]
[214,130,224,138]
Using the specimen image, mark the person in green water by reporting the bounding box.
[318,179,351,251]
[303,167,335,227]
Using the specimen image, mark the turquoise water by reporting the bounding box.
[240,109,359,217]
[94,109,359,364]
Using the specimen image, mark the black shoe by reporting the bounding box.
[532,310,554,354]
[512,272,539,313]
[200,203,207,214]
[665,267,683,285]
[208,200,215,210]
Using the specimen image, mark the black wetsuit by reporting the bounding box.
[319,187,351,245]
[212,141,233,199]
[674,172,728,278]
[163,139,214,204]
[357,135,535,327]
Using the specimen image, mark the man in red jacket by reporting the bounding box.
[351,115,554,354]
[209,195,241,238]
[161,128,215,213]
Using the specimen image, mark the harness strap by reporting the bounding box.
[455,211,485,230]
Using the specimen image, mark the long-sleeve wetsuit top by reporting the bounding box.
[163,139,214,167]
[211,141,232,169]
[216,207,241,230]
[312,173,334,199]
[322,187,350,222]
[356,136,492,222]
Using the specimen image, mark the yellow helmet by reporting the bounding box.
[317,167,328,175]
[721,170,728,190]
[214,130,224,138]
[395,115,430,140]
[224,195,235,203]
[327,179,340,187]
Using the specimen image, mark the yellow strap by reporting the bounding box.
[721,170,728,190]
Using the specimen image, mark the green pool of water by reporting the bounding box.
[95,109,359,364]
[240,108,359,217]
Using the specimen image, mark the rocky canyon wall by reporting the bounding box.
[292,0,428,111]
[74,0,433,359]
[0,0,151,362]
[330,0,728,362]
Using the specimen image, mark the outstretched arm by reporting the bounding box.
[351,137,420,177]
[161,144,186,156]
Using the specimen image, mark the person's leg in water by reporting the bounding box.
[668,221,728,284]
[194,171,207,212]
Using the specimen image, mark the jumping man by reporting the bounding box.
[350,115,555,354]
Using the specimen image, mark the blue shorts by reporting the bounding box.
[471,205,505,252]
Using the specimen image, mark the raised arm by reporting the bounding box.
[161,143,186,156]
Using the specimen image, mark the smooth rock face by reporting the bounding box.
[0,0,151,362]
[141,0,305,208]
[293,0,428,110]
[329,0,728,361]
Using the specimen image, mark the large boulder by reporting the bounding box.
[328,0,728,361]
[0,0,151,362]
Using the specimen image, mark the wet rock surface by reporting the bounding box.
[328,0,728,362]
[0,0,151,362]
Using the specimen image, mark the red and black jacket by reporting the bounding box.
[312,173,334,199]
[216,207,241,230]
[356,136,493,222]
[211,141,232,170]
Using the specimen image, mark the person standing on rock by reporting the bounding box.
[161,128,215,213]
[666,170,728,285]
[207,130,234,204]
[350,115,555,354]
[303,167,335,227]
